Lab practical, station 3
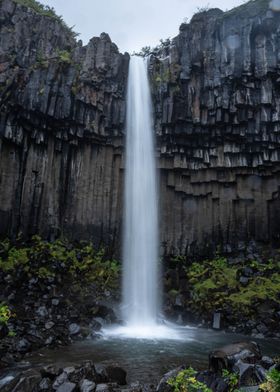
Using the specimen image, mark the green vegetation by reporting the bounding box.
[0,303,12,325]
[260,369,280,392]
[222,370,239,392]
[12,0,78,39]
[57,49,72,65]
[168,367,211,392]
[0,236,120,290]
[185,256,280,317]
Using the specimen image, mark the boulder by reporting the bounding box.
[79,379,96,392]
[105,365,127,385]
[56,382,77,392]
[209,342,261,372]
[1,369,41,392]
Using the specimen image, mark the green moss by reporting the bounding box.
[228,274,280,310]
[0,247,29,272]
[0,303,12,325]
[0,236,120,290]
[185,256,280,316]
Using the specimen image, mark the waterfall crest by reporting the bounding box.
[123,56,159,326]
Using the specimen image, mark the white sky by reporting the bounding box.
[40,0,246,53]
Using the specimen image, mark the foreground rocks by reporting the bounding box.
[0,362,130,392]
[0,239,119,368]
[157,341,279,392]
[0,340,279,392]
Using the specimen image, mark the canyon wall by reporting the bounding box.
[1,0,280,256]
[0,0,128,249]
[150,0,280,256]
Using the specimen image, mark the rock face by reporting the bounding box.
[0,0,129,248]
[150,0,280,255]
[1,0,280,255]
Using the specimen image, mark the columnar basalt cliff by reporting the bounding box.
[1,0,280,256]
[150,0,280,255]
[0,0,129,248]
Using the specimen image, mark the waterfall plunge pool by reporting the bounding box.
[23,326,280,384]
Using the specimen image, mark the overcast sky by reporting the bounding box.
[40,0,246,53]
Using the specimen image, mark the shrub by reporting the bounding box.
[0,236,120,290]
[57,50,72,64]
[260,368,280,392]
[168,367,211,392]
[0,303,12,325]
[222,370,240,392]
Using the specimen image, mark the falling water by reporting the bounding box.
[103,56,180,339]
[123,56,159,327]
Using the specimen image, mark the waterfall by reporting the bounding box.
[103,56,180,339]
[123,56,159,326]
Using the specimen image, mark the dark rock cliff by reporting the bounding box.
[149,0,280,256]
[0,0,129,248]
[1,0,280,256]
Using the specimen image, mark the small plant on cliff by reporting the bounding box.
[57,50,72,65]
[168,367,211,392]
[0,303,12,325]
[195,4,211,13]
[259,368,280,392]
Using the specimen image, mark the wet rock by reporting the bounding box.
[0,324,9,339]
[36,306,49,318]
[53,372,68,389]
[39,377,52,390]
[16,338,31,353]
[79,379,96,392]
[69,323,81,336]
[4,369,41,392]
[209,342,261,372]
[56,382,77,392]
[95,383,111,392]
[260,356,274,369]
[105,365,127,385]
[233,360,264,386]
[91,318,103,331]
[256,324,269,334]
[45,321,55,330]
[212,312,221,329]
[239,277,249,286]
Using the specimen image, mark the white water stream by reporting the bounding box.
[104,56,179,339]
[122,56,159,327]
